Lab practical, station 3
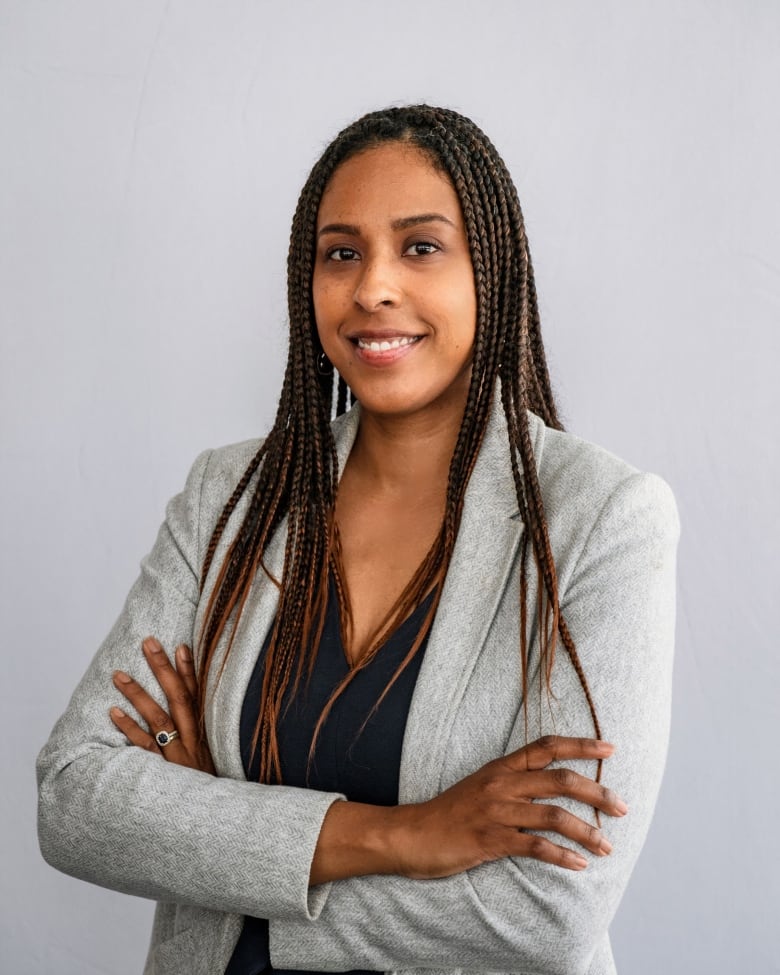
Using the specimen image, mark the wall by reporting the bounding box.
[1,2,777,971]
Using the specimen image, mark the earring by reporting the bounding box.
[316,352,333,376]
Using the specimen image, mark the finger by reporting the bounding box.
[516,768,628,816]
[141,638,199,745]
[512,803,613,857]
[175,644,199,702]
[109,706,160,755]
[507,736,615,773]
[112,669,179,738]
[508,831,590,871]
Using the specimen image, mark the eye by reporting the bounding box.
[404,240,440,257]
[326,246,359,262]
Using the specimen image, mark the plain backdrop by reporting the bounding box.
[1,2,778,972]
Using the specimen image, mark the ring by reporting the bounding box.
[155,729,180,747]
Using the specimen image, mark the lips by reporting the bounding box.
[356,335,422,352]
[347,331,425,365]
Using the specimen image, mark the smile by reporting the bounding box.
[356,335,422,352]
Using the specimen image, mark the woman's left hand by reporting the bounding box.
[110,637,216,774]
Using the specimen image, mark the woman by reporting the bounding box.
[37,105,679,974]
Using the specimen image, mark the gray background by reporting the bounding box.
[1,1,777,972]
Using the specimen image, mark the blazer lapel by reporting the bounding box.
[203,408,363,778]
[204,515,286,778]
[398,403,543,803]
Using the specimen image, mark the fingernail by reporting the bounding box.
[600,838,613,855]
[114,670,132,684]
[573,855,588,870]
[177,645,191,661]
[615,799,628,815]
[144,638,162,654]
[110,706,125,718]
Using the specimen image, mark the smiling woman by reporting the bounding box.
[37,105,679,975]
[313,144,477,429]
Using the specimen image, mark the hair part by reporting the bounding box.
[196,104,600,783]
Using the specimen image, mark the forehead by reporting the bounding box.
[317,143,461,226]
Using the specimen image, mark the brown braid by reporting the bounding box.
[196,105,600,783]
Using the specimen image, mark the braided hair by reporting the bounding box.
[197,105,600,783]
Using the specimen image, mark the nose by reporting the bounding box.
[352,256,403,312]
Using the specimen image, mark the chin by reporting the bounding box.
[353,385,470,425]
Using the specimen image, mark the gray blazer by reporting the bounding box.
[37,399,679,975]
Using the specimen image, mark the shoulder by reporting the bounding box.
[529,413,680,566]
[196,437,264,510]
[164,438,264,559]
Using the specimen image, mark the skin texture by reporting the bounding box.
[313,143,477,427]
[110,145,629,883]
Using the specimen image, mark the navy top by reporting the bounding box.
[225,576,434,975]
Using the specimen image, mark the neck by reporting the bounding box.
[345,402,465,496]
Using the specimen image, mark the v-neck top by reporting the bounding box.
[225,576,435,975]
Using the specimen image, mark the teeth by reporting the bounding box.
[357,336,419,352]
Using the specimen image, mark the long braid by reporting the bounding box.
[196,105,599,782]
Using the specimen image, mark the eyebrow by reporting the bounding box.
[392,213,457,231]
[317,213,457,238]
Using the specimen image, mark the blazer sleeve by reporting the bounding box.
[36,448,344,922]
[267,472,680,975]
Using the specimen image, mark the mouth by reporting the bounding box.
[346,332,425,366]
[353,335,423,352]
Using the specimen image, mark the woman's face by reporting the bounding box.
[313,143,477,425]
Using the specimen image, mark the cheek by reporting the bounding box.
[446,284,477,351]
[312,276,346,327]
[312,285,333,340]
[441,262,477,331]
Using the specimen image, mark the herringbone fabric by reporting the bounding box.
[37,398,679,974]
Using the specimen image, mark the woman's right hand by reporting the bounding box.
[311,736,626,885]
[109,637,216,775]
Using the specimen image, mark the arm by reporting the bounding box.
[268,472,680,974]
[113,646,625,883]
[36,448,344,922]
